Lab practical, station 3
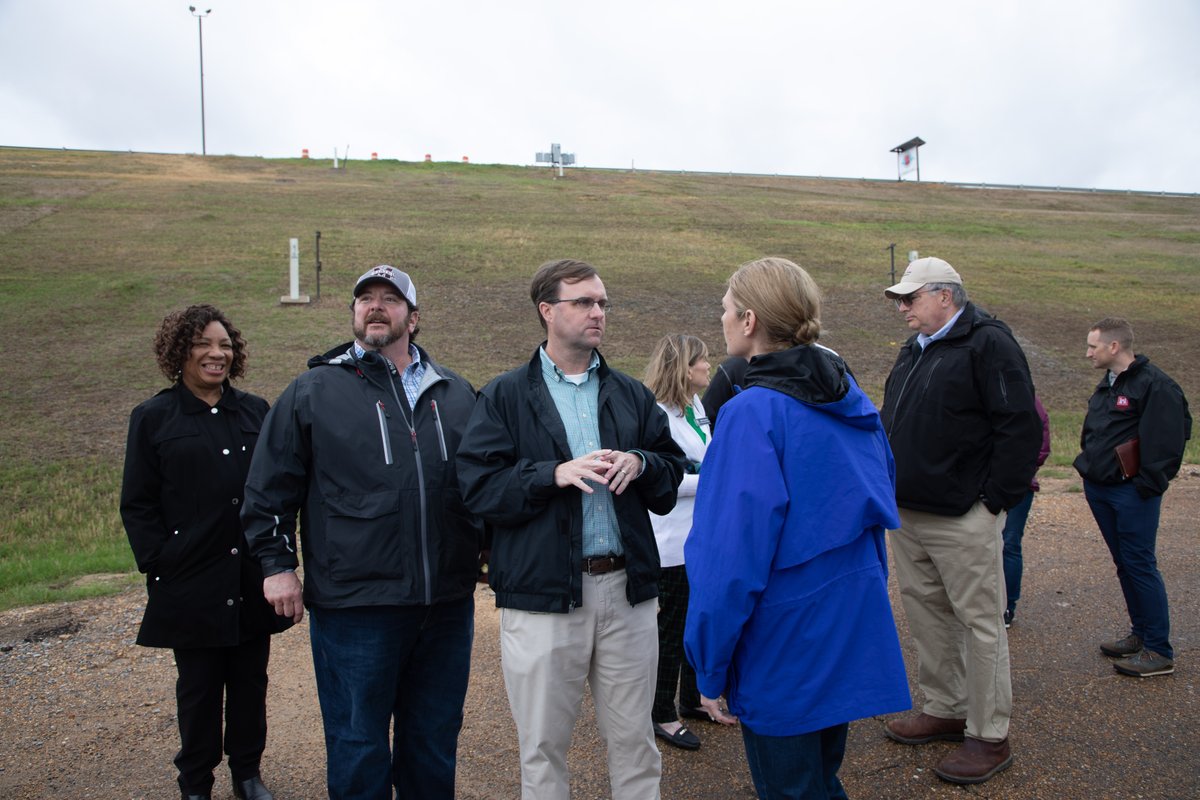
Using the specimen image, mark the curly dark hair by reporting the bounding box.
[153,304,248,383]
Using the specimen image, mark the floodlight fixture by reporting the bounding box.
[189,6,213,155]
[535,142,576,177]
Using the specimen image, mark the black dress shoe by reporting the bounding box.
[182,793,211,800]
[679,705,712,722]
[653,722,701,750]
[232,775,274,800]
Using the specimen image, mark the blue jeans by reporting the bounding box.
[741,722,849,800]
[1001,490,1035,615]
[1083,480,1172,659]
[309,596,474,800]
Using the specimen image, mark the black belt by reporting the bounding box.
[581,555,626,575]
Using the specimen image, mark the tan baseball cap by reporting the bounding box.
[884,257,962,298]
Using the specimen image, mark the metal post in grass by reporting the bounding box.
[280,238,311,305]
[885,243,896,284]
[315,230,323,300]
[188,6,212,156]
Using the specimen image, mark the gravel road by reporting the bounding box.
[2,473,1197,800]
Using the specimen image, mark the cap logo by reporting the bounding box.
[369,266,394,279]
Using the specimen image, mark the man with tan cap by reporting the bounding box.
[879,257,1041,785]
[242,265,485,800]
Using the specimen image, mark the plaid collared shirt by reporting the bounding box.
[355,342,425,409]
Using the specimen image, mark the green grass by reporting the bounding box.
[0,458,139,609]
[1046,410,1085,469]
[0,147,1196,611]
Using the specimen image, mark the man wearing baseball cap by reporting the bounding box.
[242,265,485,799]
[878,257,1041,785]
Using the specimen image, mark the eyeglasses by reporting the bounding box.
[893,288,938,310]
[546,296,613,312]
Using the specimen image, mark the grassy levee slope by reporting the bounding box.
[1,147,1197,609]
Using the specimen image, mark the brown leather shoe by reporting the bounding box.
[933,737,1013,784]
[884,712,966,744]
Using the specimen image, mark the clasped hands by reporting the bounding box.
[554,449,640,496]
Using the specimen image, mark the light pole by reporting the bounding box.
[188,6,212,155]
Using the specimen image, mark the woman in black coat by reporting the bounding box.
[120,304,289,800]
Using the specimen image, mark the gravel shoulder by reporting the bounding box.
[2,471,1198,800]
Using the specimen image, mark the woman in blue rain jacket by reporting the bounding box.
[685,258,911,800]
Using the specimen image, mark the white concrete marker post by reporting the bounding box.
[280,237,311,304]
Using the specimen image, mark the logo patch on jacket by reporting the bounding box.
[1115,395,1130,410]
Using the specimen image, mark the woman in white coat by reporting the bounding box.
[644,333,712,751]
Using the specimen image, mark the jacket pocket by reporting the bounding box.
[323,491,414,583]
[153,524,196,577]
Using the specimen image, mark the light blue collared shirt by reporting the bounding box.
[539,347,623,558]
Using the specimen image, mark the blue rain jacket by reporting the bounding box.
[684,344,911,735]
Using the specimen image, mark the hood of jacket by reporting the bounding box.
[309,340,357,369]
[306,340,429,395]
[743,344,879,432]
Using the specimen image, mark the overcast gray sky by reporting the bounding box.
[2,0,1197,193]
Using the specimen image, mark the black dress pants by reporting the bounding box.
[172,635,271,795]
[652,565,701,724]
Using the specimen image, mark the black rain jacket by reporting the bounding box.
[120,382,292,648]
[456,347,686,613]
[241,343,483,609]
[1073,354,1191,498]
[879,303,1041,516]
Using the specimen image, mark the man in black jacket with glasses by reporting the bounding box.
[879,257,1041,787]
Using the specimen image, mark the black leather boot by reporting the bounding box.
[232,774,274,800]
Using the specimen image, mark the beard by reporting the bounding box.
[354,312,407,349]
[360,329,402,348]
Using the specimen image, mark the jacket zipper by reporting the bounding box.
[886,345,925,437]
[569,536,578,611]
[918,356,942,397]
[376,401,393,465]
[385,370,433,606]
[431,399,449,461]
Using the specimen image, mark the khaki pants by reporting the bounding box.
[890,500,1012,742]
[500,569,661,800]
